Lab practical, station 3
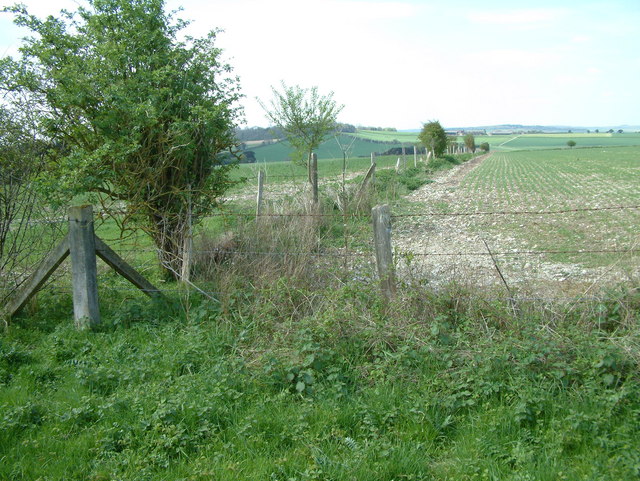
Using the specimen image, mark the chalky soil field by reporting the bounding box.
[394,146,640,297]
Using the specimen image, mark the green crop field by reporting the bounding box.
[490,133,640,151]
[247,133,403,163]
[457,146,640,267]
[346,130,419,143]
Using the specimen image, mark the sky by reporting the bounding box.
[1,0,639,130]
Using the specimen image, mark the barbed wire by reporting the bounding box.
[92,203,638,222]
[66,199,640,224]
[390,204,640,218]
[200,211,371,219]
[255,174,309,179]
[100,247,373,258]
[399,247,640,257]
[7,217,68,227]
[93,245,639,260]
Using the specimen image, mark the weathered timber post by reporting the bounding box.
[311,153,319,205]
[372,204,396,300]
[68,205,100,329]
[414,145,417,167]
[3,236,70,319]
[181,184,193,283]
[256,170,265,217]
[357,162,376,200]
[370,152,376,186]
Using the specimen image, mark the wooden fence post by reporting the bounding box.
[370,152,376,185]
[181,184,193,283]
[256,169,265,217]
[372,204,396,300]
[68,205,100,329]
[311,153,319,205]
[4,206,163,323]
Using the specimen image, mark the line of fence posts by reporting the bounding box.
[252,154,394,300]
[5,161,399,329]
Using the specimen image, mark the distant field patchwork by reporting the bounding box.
[246,130,640,162]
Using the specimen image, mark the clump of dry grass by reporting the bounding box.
[192,195,340,294]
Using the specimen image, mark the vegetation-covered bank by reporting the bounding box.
[2,280,639,480]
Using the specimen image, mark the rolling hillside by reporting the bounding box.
[245,133,405,163]
[243,129,640,162]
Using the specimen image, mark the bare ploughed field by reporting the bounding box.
[393,147,640,298]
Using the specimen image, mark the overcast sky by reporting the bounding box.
[1,0,639,129]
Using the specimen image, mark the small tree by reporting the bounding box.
[259,82,343,182]
[1,0,242,279]
[418,121,448,158]
[480,142,490,153]
[567,140,576,148]
[464,133,476,153]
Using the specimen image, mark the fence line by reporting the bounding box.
[112,248,373,258]
[96,246,639,259]
[132,203,637,221]
[390,204,640,218]
[4,178,639,319]
[398,248,640,257]
[16,207,637,262]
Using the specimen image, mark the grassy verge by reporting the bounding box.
[2,281,639,480]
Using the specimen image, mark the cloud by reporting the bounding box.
[333,0,419,20]
[466,47,562,70]
[468,8,568,27]
[570,35,591,44]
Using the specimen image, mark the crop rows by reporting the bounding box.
[457,147,640,267]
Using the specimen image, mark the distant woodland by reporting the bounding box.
[235,124,396,142]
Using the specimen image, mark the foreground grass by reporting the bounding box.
[2,281,639,480]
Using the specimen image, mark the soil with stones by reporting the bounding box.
[392,154,635,299]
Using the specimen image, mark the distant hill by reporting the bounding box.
[244,133,402,163]
[401,124,640,134]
